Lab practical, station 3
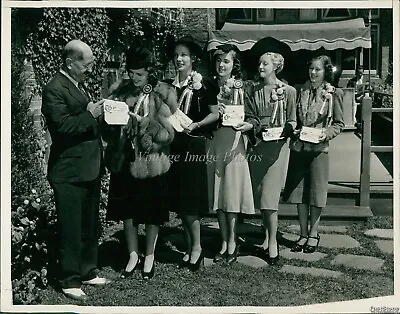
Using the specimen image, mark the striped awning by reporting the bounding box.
[208,18,371,52]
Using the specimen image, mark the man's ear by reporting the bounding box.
[65,58,73,70]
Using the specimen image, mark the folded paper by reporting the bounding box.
[261,127,284,142]
[167,108,193,132]
[300,127,324,144]
[222,105,244,127]
[104,99,130,125]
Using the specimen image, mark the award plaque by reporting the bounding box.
[262,127,284,142]
[222,105,244,127]
[300,127,324,144]
[104,99,130,125]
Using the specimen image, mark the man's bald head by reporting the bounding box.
[62,40,93,65]
[62,40,95,82]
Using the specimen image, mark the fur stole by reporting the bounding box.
[102,79,178,178]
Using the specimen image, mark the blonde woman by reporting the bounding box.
[242,37,296,265]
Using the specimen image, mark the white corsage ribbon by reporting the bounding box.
[133,93,150,117]
[178,87,194,115]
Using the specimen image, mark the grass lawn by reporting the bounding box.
[38,214,394,307]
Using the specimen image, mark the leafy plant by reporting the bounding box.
[25,8,110,100]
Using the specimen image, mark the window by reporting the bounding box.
[275,9,299,23]
[361,24,379,71]
[226,8,252,22]
[256,9,274,22]
[357,9,380,19]
[299,9,318,21]
[322,8,354,20]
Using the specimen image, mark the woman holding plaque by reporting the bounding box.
[208,44,255,264]
[165,36,219,271]
[282,55,344,253]
[240,37,297,265]
[103,44,178,280]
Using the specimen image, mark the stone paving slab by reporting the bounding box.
[279,265,343,278]
[280,248,328,262]
[319,234,360,249]
[364,228,393,239]
[204,257,214,267]
[330,254,384,271]
[287,225,348,234]
[280,232,360,249]
[237,255,268,268]
[374,240,394,254]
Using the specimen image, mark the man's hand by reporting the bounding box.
[87,99,105,119]
[233,121,253,132]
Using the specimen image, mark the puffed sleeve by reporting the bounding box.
[202,77,218,107]
[285,85,297,130]
[243,81,261,145]
[324,88,345,141]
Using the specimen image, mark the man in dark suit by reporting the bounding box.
[42,39,109,301]
[347,65,365,126]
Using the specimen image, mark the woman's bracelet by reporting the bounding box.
[197,122,201,129]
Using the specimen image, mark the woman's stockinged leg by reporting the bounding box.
[123,219,139,271]
[183,215,202,263]
[217,209,228,254]
[226,212,238,254]
[260,210,269,250]
[297,204,309,245]
[143,224,159,272]
[182,218,192,262]
[264,209,279,258]
[308,205,322,245]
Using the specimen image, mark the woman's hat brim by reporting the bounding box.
[213,44,241,56]
[173,36,203,58]
[250,37,291,60]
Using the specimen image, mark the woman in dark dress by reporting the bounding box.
[103,45,178,279]
[283,55,344,253]
[166,36,219,271]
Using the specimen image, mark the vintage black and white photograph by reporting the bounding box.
[2,1,398,311]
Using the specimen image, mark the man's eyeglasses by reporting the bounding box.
[68,58,94,72]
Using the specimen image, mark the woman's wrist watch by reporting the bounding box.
[197,122,201,129]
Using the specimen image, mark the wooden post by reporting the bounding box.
[359,94,372,207]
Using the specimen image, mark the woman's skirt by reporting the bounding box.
[207,127,255,214]
[248,139,290,210]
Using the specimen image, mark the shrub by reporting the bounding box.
[25,8,110,100]
[11,43,57,304]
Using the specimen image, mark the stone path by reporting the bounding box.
[166,223,393,279]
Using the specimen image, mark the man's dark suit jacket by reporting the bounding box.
[42,71,102,183]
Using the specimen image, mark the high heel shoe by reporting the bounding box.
[256,246,269,260]
[213,250,227,263]
[120,258,140,279]
[227,246,239,264]
[177,253,190,269]
[142,261,155,280]
[189,251,204,272]
[290,235,308,252]
[303,234,320,254]
[266,244,280,266]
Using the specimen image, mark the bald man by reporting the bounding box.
[42,40,109,301]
